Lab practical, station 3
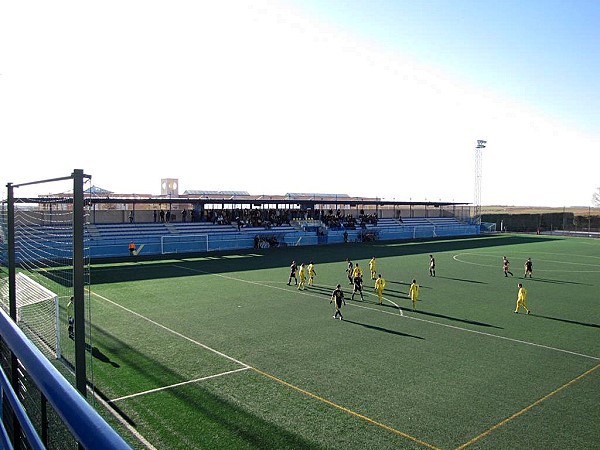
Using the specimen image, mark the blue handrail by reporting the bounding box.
[0,367,45,450]
[0,308,132,450]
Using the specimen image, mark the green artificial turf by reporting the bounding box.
[72,234,599,449]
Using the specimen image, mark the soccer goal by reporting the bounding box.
[161,234,209,254]
[0,272,61,359]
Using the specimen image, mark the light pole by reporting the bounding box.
[474,139,487,225]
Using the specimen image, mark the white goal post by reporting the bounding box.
[160,234,209,254]
[0,273,61,359]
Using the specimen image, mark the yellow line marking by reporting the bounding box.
[251,367,440,450]
[93,288,437,448]
[455,363,600,449]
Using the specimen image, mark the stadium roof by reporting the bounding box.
[285,193,350,199]
[183,190,249,196]
[85,186,113,195]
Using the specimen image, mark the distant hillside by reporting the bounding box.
[482,206,600,216]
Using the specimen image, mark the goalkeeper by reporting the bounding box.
[67,296,74,339]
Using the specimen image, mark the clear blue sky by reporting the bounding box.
[297,0,600,133]
[1,0,598,206]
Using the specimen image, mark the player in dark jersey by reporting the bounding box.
[330,284,346,320]
[287,261,298,285]
[346,259,354,285]
[503,256,513,277]
[524,257,533,278]
[351,274,364,301]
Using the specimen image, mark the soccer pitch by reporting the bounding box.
[80,234,599,449]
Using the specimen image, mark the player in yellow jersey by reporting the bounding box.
[369,257,377,280]
[308,262,317,286]
[514,283,530,314]
[374,274,386,305]
[409,279,419,310]
[352,263,363,280]
[297,263,306,290]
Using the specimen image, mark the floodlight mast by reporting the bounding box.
[474,140,487,225]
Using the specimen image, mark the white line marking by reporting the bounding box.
[91,387,159,450]
[171,264,597,360]
[452,253,600,272]
[172,264,403,317]
[91,291,251,368]
[110,367,250,403]
[404,314,599,361]
[58,337,159,450]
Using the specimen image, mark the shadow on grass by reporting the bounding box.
[82,323,322,449]
[304,285,334,294]
[386,280,411,287]
[530,314,599,329]
[435,276,487,284]
[526,278,593,286]
[399,307,503,329]
[377,287,406,295]
[377,291,408,301]
[342,319,423,339]
[43,234,558,286]
[86,342,120,368]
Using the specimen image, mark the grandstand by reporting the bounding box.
[10,191,477,260]
[4,179,598,450]
[30,215,476,259]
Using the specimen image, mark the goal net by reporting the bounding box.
[0,272,60,358]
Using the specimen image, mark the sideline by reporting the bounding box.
[92,289,438,449]
[455,363,600,449]
[173,264,598,361]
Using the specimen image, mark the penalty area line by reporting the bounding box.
[91,291,251,368]
[91,287,435,449]
[109,367,251,403]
